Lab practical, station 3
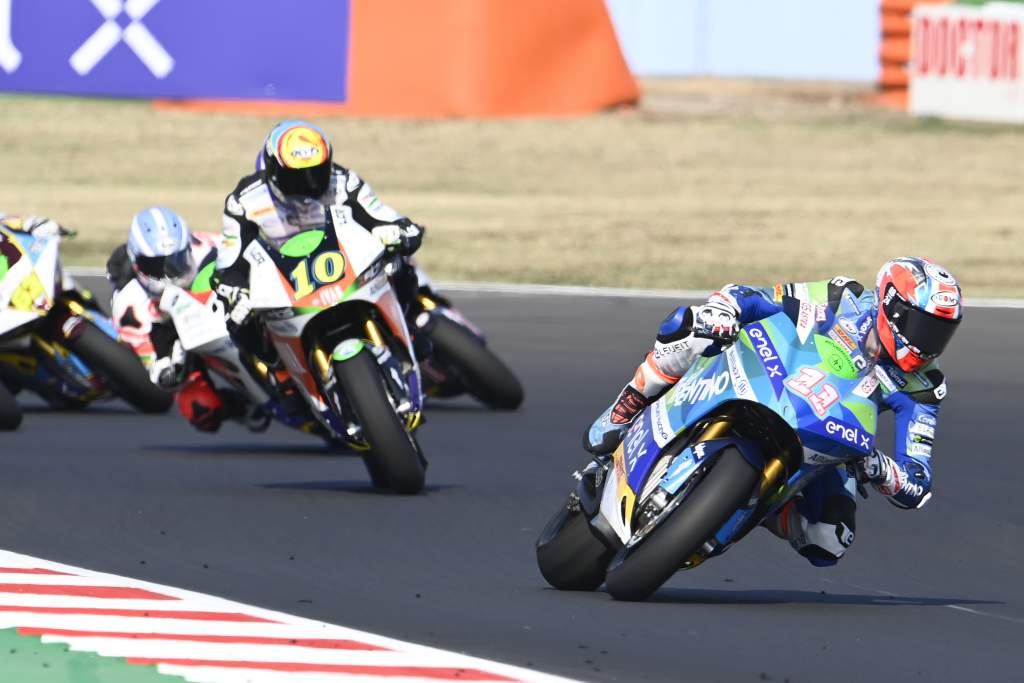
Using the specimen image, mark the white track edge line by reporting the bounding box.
[0,548,579,683]
[66,268,1024,309]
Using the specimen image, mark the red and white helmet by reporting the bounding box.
[875,257,962,372]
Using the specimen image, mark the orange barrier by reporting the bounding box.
[876,0,953,109]
[158,0,638,118]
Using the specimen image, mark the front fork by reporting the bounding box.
[311,318,422,438]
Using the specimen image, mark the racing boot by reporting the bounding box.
[584,384,648,455]
[763,497,856,567]
[584,350,680,455]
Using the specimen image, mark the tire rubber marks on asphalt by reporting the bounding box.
[0,549,577,682]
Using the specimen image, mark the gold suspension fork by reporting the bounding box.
[364,319,386,348]
[759,457,787,497]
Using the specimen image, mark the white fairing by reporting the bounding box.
[329,205,385,273]
[244,241,293,310]
[158,286,229,352]
[159,283,270,405]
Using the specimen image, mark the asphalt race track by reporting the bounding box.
[1,279,1022,682]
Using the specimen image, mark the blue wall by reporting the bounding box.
[605,0,880,82]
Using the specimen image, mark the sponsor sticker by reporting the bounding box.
[671,371,730,407]
[807,416,873,454]
[796,302,816,343]
[746,323,787,398]
[930,291,959,308]
[909,442,933,457]
[852,372,880,398]
[726,344,757,402]
[925,263,956,286]
[650,398,674,448]
[909,422,935,439]
[874,365,897,392]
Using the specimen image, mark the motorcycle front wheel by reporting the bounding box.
[334,349,426,495]
[604,447,760,601]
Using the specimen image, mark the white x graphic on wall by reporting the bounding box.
[70,0,174,78]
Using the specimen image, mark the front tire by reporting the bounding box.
[605,447,760,601]
[65,321,173,414]
[0,381,22,430]
[429,316,524,410]
[334,349,426,494]
[536,496,614,591]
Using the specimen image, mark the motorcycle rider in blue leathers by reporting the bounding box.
[585,258,963,567]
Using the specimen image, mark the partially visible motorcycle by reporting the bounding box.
[0,224,172,427]
[243,206,427,493]
[412,275,524,411]
[158,279,315,433]
[537,297,880,601]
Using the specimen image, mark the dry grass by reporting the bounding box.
[0,79,1021,296]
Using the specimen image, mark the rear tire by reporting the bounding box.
[65,321,173,414]
[0,381,22,430]
[429,316,524,410]
[334,349,426,495]
[536,497,614,591]
[605,447,760,601]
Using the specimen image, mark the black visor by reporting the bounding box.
[884,291,961,357]
[134,248,192,282]
[273,163,331,199]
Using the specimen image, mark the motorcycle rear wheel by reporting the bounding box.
[605,447,760,601]
[429,316,524,410]
[536,496,614,591]
[334,349,426,495]
[65,321,173,414]
[0,381,22,430]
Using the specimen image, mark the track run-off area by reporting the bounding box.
[1,279,1022,682]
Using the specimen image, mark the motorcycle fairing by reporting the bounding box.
[602,307,879,545]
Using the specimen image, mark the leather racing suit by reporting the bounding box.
[107,233,282,432]
[214,164,426,358]
[588,277,945,567]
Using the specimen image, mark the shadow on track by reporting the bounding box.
[21,405,137,415]
[260,481,460,495]
[643,588,1003,608]
[141,444,355,458]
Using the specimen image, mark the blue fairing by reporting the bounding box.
[619,298,879,553]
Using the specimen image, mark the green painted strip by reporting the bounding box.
[0,628,186,682]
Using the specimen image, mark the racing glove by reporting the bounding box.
[855,448,901,497]
[216,284,252,326]
[149,340,187,389]
[691,297,740,343]
[371,223,423,256]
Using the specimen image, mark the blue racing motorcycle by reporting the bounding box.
[537,298,880,600]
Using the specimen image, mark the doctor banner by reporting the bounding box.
[909,2,1024,123]
[0,0,351,101]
